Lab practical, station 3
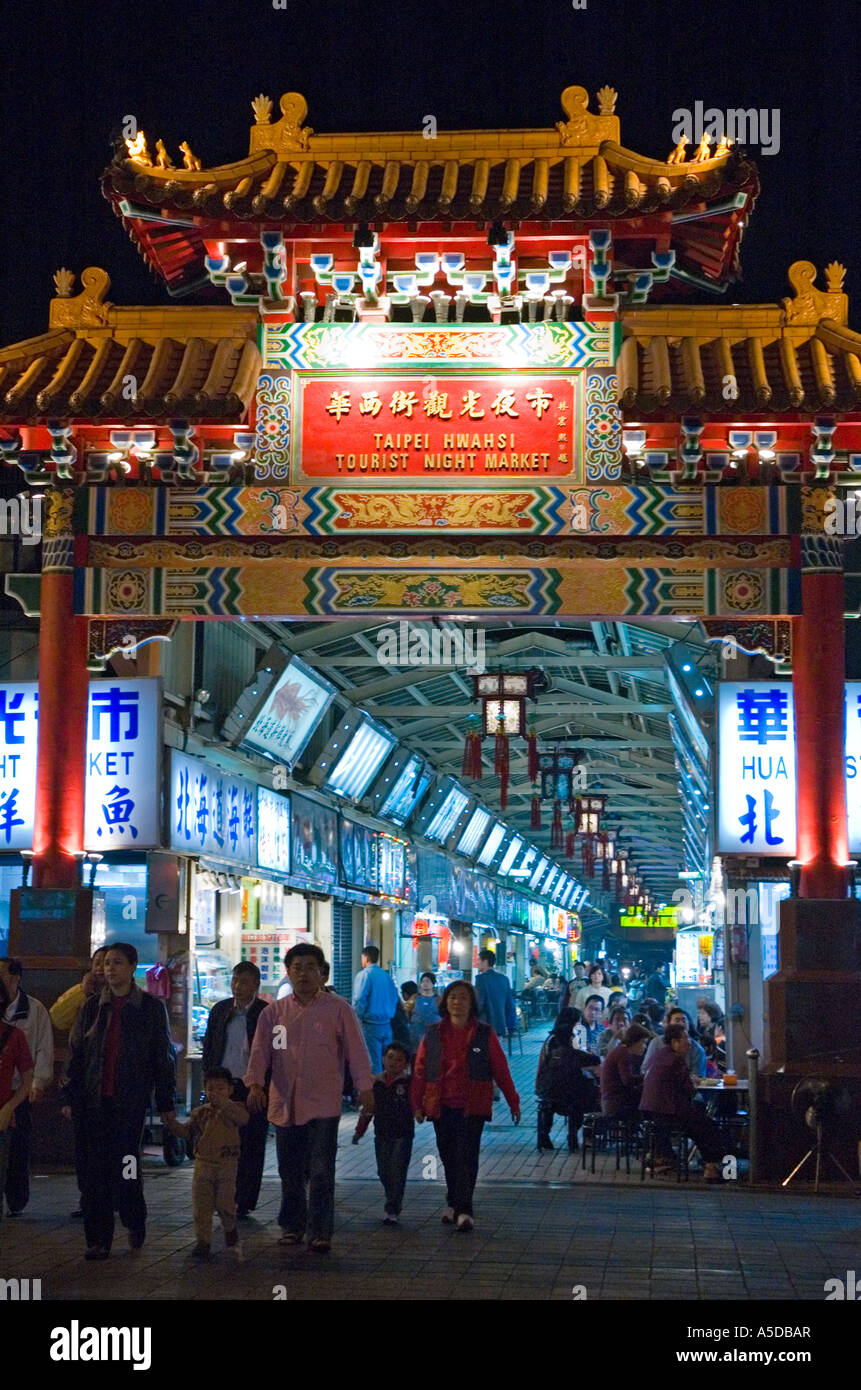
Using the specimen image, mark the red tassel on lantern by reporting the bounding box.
[582,837,595,879]
[565,830,576,859]
[494,715,509,810]
[530,795,542,829]
[462,715,483,780]
[527,729,539,783]
[550,799,564,851]
[603,858,610,891]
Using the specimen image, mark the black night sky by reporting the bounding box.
[2,0,858,346]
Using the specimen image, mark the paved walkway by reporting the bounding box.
[1,1023,857,1301]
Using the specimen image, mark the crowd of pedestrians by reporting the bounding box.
[0,943,729,1260]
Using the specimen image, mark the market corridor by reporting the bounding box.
[1,1027,855,1301]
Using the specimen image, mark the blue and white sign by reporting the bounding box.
[170,749,257,866]
[842,684,861,853]
[85,681,160,849]
[0,679,159,851]
[718,683,796,856]
[257,787,291,875]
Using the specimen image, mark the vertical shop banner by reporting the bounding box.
[170,749,257,865]
[257,787,291,875]
[85,680,160,849]
[717,682,797,856]
[843,683,861,852]
[0,679,159,851]
[0,683,38,850]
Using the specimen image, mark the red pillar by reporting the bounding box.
[32,498,89,890]
[793,545,847,899]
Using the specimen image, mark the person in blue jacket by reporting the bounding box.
[352,945,400,1072]
[475,949,517,1039]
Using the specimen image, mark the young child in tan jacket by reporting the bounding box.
[167,1066,249,1259]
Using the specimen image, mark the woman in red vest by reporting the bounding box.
[411,980,520,1232]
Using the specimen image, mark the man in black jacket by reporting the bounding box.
[202,962,269,1218]
[61,942,176,1261]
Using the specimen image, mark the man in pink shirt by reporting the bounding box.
[245,942,373,1253]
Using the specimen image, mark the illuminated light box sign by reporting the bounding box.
[0,679,159,851]
[717,683,797,857]
[377,833,407,901]
[257,787,291,875]
[620,908,677,931]
[293,373,579,479]
[242,656,336,767]
[170,750,257,866]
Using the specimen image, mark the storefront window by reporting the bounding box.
[91,861,150,966]
[0,861,20,954]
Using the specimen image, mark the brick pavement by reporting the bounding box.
[1,1021,856,1301]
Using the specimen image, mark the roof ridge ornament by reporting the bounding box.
[49,267,112,329]
[555,86,620,148]
[783,260,848,326]
[249,91,313,156]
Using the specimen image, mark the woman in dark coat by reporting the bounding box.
[535,1008,600,1152]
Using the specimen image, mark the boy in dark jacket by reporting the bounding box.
[535,1008,600,1152]
[353,1042,414,1224]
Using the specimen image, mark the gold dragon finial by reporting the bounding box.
[596,86,618,115]
[691,134,712,163]
[825,261,846,293]
[154,140,174,170]
[667,136,688,164]
[714,135,733,157]
[252,93,273,125]
[179,141,202,171]
[125,131,151,165]
[53,268,75,298]
[49,267,112,329]
[555,85,620,149]
[784,261,849,326]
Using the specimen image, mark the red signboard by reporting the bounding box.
[293,373,579,478]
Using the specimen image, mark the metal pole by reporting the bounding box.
[746,1047,759,1185]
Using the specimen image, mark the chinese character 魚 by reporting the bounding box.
[98,784,138,839]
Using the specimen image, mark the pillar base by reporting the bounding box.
[756,897,861,1181]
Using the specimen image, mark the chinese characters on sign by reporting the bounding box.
[0,680,159,851]
[295,373,579,478]
[170,750,257,866]
[718,683,795,855]
[256,787,291,875]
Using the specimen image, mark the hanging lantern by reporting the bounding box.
[616,848,628,895]
[538,749,584,802]
[467,671,538,809]
[574,794,605,879]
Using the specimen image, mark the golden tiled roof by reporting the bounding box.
[107,87,757,225]
[0,272,258,422]
[618,262,861,415]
